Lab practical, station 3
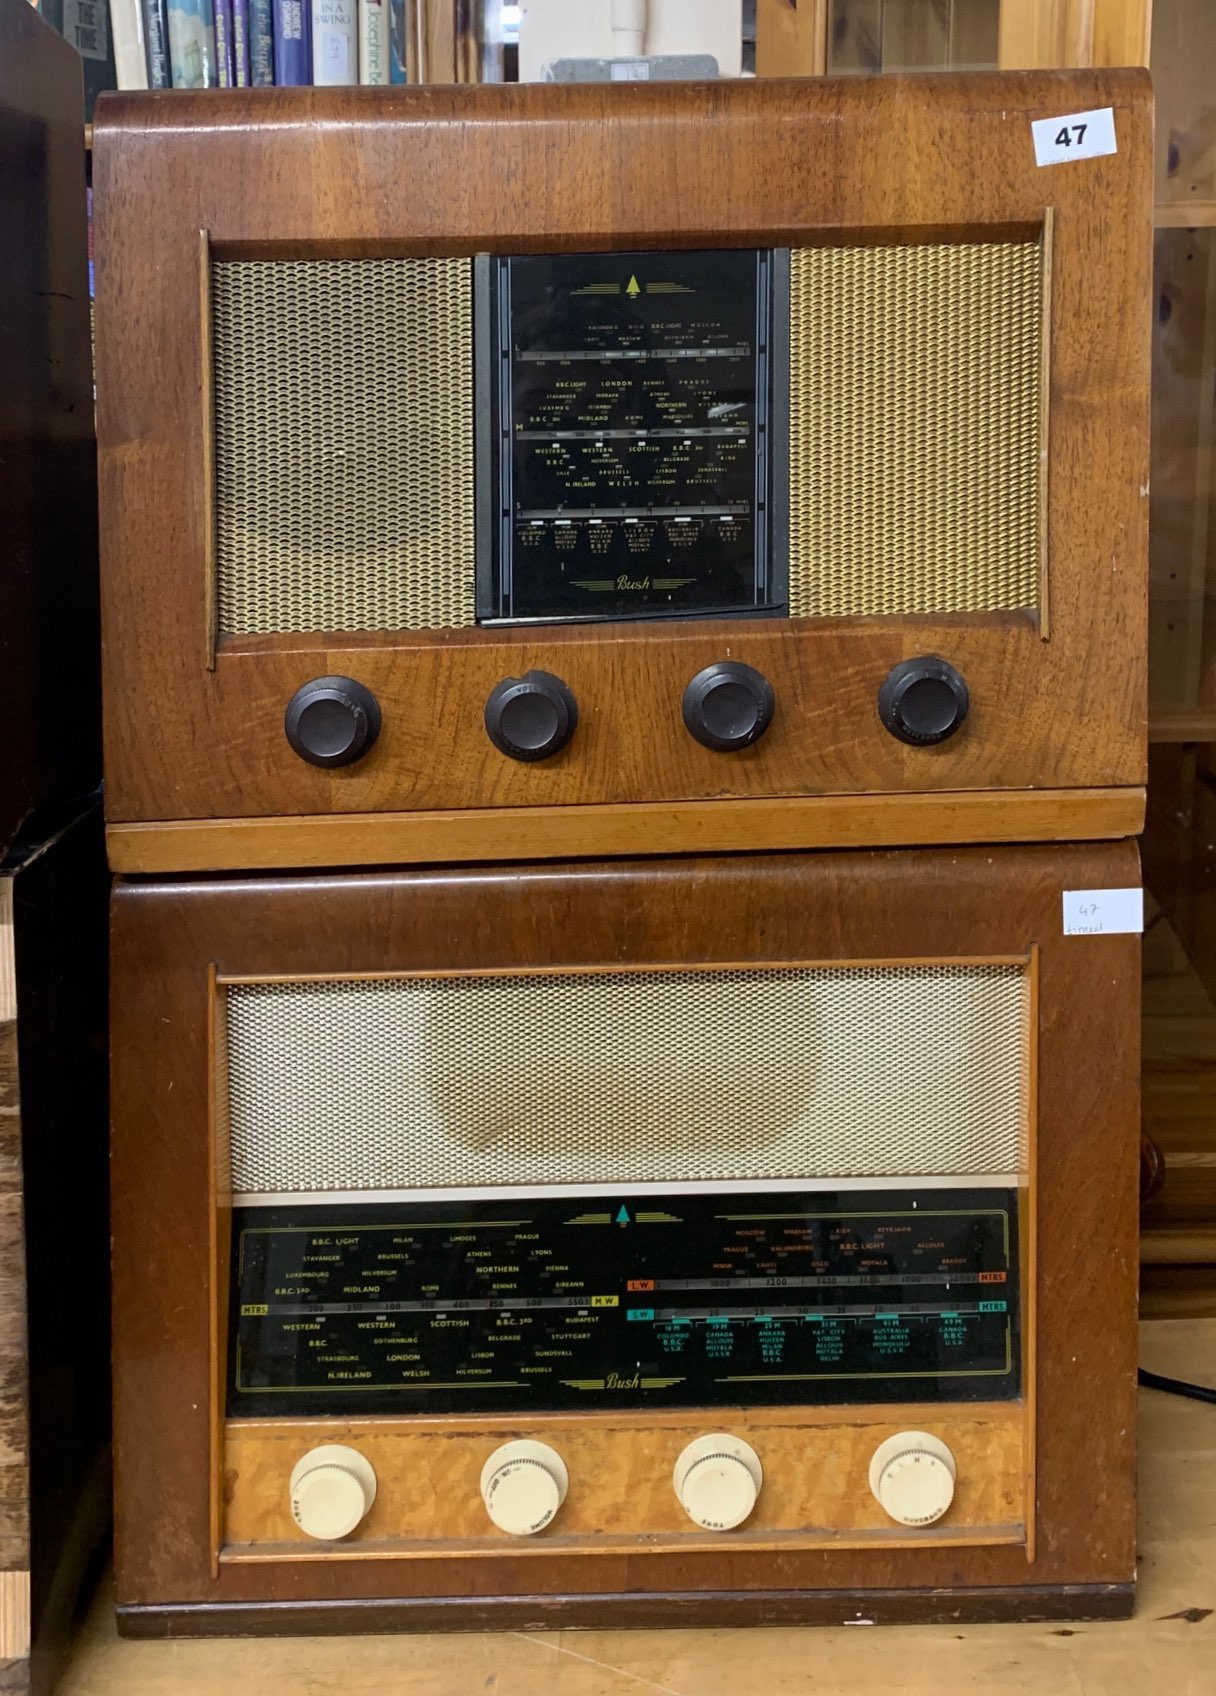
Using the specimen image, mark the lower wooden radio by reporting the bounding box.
[110,839,1140,1632]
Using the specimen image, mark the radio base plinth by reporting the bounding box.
[114,1583,1136,1639]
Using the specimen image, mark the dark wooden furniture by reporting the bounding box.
[1,806,110,1693]
[0,0,99,860]
[110,839,1140,1632]
[95,72,1151,876]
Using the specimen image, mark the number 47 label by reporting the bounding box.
[1032,107,1117,167]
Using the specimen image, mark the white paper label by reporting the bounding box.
[322,30,349,76]
[1032,107,1117,168]
[611,60,651,80]
[1062,887,1143,937]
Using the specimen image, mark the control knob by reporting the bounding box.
[868,1431,957,1526]
[673,1434,763,1530]
[289,1444,377,1541]
[480,1439,569,1535]
[682,662,774,752]
[484,671,578,762]
[878,656,969,747]
[284,675,382,768]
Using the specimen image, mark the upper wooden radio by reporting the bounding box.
[94,72,1150,875]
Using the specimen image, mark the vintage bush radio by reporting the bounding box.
[94,71,1150,876]
[109,840,1140,1632]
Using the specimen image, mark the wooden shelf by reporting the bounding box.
[1156,201,1216,229]
[1151,712,1216,743]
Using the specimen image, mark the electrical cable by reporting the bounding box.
[1139,1367,1216,1406]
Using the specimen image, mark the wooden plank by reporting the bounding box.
[1092,0,1151,66]
[997,0,1092,68]
[104,785,1147,873]
[755,0,828,76]
[1156,201,1216,228]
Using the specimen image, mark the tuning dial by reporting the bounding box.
[682,662,774,752]
[878,656,969,747]
[485,671,578,762]
[673,1434,762,1531]
[284,675,382,768]
[869,1431,957,1527]
[480,1439,569,1535]
[289,1444,377,1541]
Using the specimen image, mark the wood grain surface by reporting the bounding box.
[0,0,99,858]
[109,839,1140,1623]
[105,786,1148,874]
[93,72,1151,844]
[0,810,110,1696]
[221,1405,1026,1551]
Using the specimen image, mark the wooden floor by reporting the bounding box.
[53,1317,1216,1696]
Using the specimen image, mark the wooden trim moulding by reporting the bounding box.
[113,1582,1136,1636]
[105,788,1148,875]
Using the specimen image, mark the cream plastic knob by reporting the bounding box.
[673,1434,762,1531]
[868,1431,957,1527]
[480,1440,569,1536]
[289,1444,377,1541]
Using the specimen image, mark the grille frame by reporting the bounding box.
[787,234,1047,621]
[211,255,476,639]
[220,956,1033,1197]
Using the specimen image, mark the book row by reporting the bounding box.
[106,0,404,90]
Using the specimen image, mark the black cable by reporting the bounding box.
[1139,1367,1216,1406]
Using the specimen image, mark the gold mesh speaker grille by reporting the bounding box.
[788,240,1043,618]
[212,257,474,635]
[225,963,1027,1194]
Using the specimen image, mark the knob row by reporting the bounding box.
[283,657,970,767]
[288,1431,958,1541]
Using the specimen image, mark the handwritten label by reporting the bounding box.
[1062,887,1143,937]
[1032,107,1117,168]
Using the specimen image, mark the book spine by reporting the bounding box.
[232,0,251,82]
[141,0,172,85]
[271,0,309,82]
[388,0,405,81]
[213,0,234,83]
[110,0,149,88]
[167,0,216,86]
[249,0,274,81]
[311,0,356,84]
[357,0,387,83]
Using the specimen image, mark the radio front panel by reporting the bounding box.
[110,842,1139,1627]
[94,74,1151,869]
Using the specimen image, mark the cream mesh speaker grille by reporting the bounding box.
[212,257,474,635]
[788,240,1042,618]
[225,963,1027,1194]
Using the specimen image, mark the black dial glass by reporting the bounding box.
[483,248,782,624]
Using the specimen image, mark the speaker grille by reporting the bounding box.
[788,240,1043,618]
[225,963,1027,1194]
[212,257,474,636]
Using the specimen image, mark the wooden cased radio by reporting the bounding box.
[94,71,1150,877]
[110,839,1140,1632]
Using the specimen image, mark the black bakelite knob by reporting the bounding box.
[878,656,970,747]
[284,676,382,768]
[682,662,775,752]
[485,670,578,762]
